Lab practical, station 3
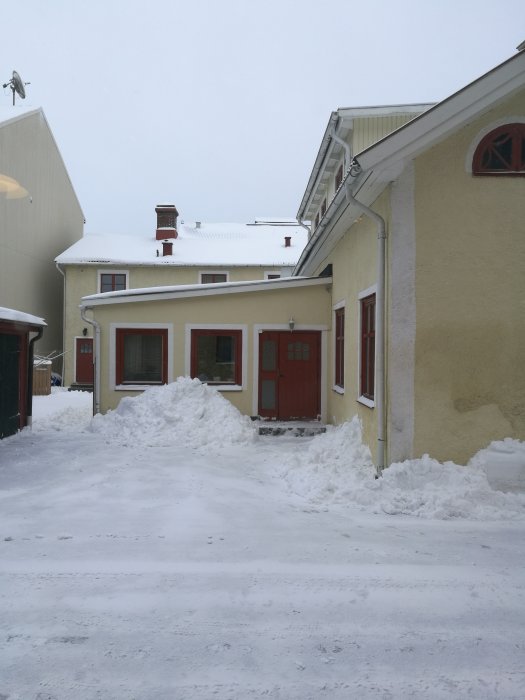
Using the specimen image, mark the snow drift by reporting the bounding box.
[88,377,256,450]
[280,418,525,520]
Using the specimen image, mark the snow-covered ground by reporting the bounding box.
[1,380,524,699]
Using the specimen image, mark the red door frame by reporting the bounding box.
[258,331,321,420]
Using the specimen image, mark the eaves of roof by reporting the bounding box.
[294,49,525,276]
[80,275,332,308]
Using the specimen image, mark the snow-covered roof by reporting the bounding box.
[0,306,46,326]
[56,220,308,267]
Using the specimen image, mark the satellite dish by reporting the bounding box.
[2,70,29,105]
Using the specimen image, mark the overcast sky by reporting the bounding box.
[1,0,524,235]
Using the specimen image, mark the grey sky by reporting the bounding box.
[2,0,524,235]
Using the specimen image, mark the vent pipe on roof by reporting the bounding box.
[196,221,201,229]
[284,236,291,247]
[155,204,179,241]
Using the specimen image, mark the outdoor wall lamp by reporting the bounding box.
[82,327,88,336]
[288,317,295,331]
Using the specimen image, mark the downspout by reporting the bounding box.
[296,218,311,237]
[330,125,351,174]
[344,160,387,475]
[27,327,44,429]
[80,305,101,415]
[55,262,66,382]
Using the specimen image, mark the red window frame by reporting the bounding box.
[473,123,525,175]
[360,294,375,401]
[200,273,228,284]
[334,307,345,389]
[100,273,127,293]
[115,328,168,385]
[190,329,242,385]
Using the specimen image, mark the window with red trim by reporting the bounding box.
[360,294,375,401]
[116,328,168,385]
[200,273,228,284]
[473,123,525,175]
[100,273,127,293]
[191,329,242,385]
[334,307,345,389]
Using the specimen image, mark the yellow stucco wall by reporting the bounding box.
[61,264,286,386]
[412,91,525,463]
[311,193,388,462]
[88,283,330,415]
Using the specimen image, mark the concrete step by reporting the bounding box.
[257,421,326,437]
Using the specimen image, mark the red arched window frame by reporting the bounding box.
[473,123,525,176]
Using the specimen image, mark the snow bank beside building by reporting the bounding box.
[281,419,525,520]
[89,377,256,450]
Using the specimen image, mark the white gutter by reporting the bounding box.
[80,305,101,415]
[344,162,386,474]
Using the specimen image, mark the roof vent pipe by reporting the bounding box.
[284,236,291,247]
[196,221,201,229]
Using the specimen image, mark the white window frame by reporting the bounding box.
[198,271,230,284]
[332,299,345,395]
[357,284,377,409]
[109,323,174,391]
[185,323,247,391]
[98,269,129,294]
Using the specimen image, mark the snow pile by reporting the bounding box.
[88,377,256,450]
[281,419,525,520]
[32,388,93,433]
[469,438,525,492]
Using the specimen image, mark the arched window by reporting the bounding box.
[473,123,525,175]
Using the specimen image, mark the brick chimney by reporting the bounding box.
[155,204,179,241]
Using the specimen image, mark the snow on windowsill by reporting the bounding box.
[357,395,375,409]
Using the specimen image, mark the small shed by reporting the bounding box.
[0,307,46,438]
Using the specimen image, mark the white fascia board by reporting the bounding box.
[81,276,332,308]
[357,53,525,177]
[337,103,435,119]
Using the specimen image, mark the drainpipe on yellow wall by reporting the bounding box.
[55,262,66,383]
[344,164,387,475]
[80,305,100,415]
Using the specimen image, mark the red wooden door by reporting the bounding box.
[258,331,320,419]
[76,338,94,384]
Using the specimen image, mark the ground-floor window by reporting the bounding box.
[360,294,375,400]
[191,329,242,385]
[116,328,168,385]
[334,306,345,389]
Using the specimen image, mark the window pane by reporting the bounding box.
[201,273,227,284]
[196,334,236,383]
[262,339,277,371]
[261,379,276,410]
[123,334,162,383]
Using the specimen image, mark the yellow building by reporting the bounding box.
[80,46,525,469]
[56,207,307,387]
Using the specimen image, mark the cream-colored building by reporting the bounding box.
[0,108,84,365]
[56,206,307,388]
[80,46,525,469]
